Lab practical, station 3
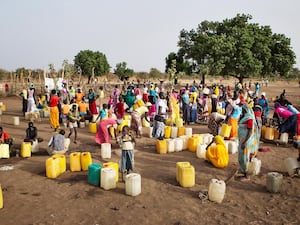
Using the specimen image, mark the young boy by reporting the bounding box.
[117,126,135,180]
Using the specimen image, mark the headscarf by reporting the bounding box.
[214,135,226,147]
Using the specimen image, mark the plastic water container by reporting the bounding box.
[266,172,283,193]
[176,162,190,182]
[0,144,10,159]
[89,122,97,134]
[70,152,81,172]
[179,135,188,150]
[103,162,119,182]
[261,125,267,138]
[85,120,90,126]
[101,143,111,159]
[185,127,193,137]
[188,135,200,152]
[79,121,85,128]
[203,133,213,145]
[284,157,300,177]
[274,129,280,140]
[88,164,102,186]
[280,133,289,144]
[31,140,39,153]
[44,110,50,118]
[196,144,207,159]
[81,152,92,171]
[177,127,186,137]
[174,138,183,152]
[171,127,178,139]
[52,154,66,174]
[0,184,3,209]
[156,139,167,154]
[101,168,116,190]
[142,117,150,127]
[178,165,195,188]
[64,138,70,152]
[208,179,226,203]
[220,124,231,138]
[175,118,183,127]
[46,157,61,178]
[166,139,175,153]
[21,142,32,158]
[13,116,20,126]
[228,141,238,154]
[125,173,141,196]
[164,126,172,139]
[264,127,274,140]
[248,158,261,176]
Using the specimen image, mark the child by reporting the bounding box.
[118,125,135,180]
[95,103,108,122]
[68,104,80,144]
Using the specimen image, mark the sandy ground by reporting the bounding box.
[0,80,299,225]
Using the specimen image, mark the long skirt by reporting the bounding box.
[131,111,142,136]
[89,101,98,115]
[49,106,60,129]
[238,123,259,174]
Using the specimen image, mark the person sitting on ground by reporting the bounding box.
[205,135,229,168]
[47,130,68,155]
[0,126,13,148]
[24,122,38,144]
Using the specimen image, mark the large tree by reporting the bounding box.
[114,62,134,80]
[74,50,110,83]
[177,14,296,83]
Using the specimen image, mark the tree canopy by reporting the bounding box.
[114,62,134,80]
[172,14,296,83]
[74,50,110,79]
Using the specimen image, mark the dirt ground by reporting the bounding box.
[0,79,299,225]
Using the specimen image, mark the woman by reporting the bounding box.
[115,96,125,123]
[49,89,60,130]
[95,118,117,144]
[131,105,149,138]
[27,83,36,112]
[274,102,298,136]
[86,88,98,115]
[206,135,229,168]
[237,103,260,181]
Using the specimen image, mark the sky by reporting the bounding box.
[0,0,299,73]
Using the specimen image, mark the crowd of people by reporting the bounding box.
[1,78,299,181]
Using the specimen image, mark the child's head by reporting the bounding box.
[122,125,129,135]
[102,103,108,109]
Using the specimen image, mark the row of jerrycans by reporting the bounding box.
[164,126,193,139]
[176,162,226,203]
[156,133,214,154]
[88,163,141,196]
[261,126,289,143]
[46,152,93,178]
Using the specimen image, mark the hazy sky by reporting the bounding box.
[1,0,299,73]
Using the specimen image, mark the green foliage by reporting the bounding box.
[177,14,296,83]
[165,51,192,75]
[74,50,110,77]
[114,62,134,80]
[149,68,165,78]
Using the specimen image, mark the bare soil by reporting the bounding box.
[0,79,299,225]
